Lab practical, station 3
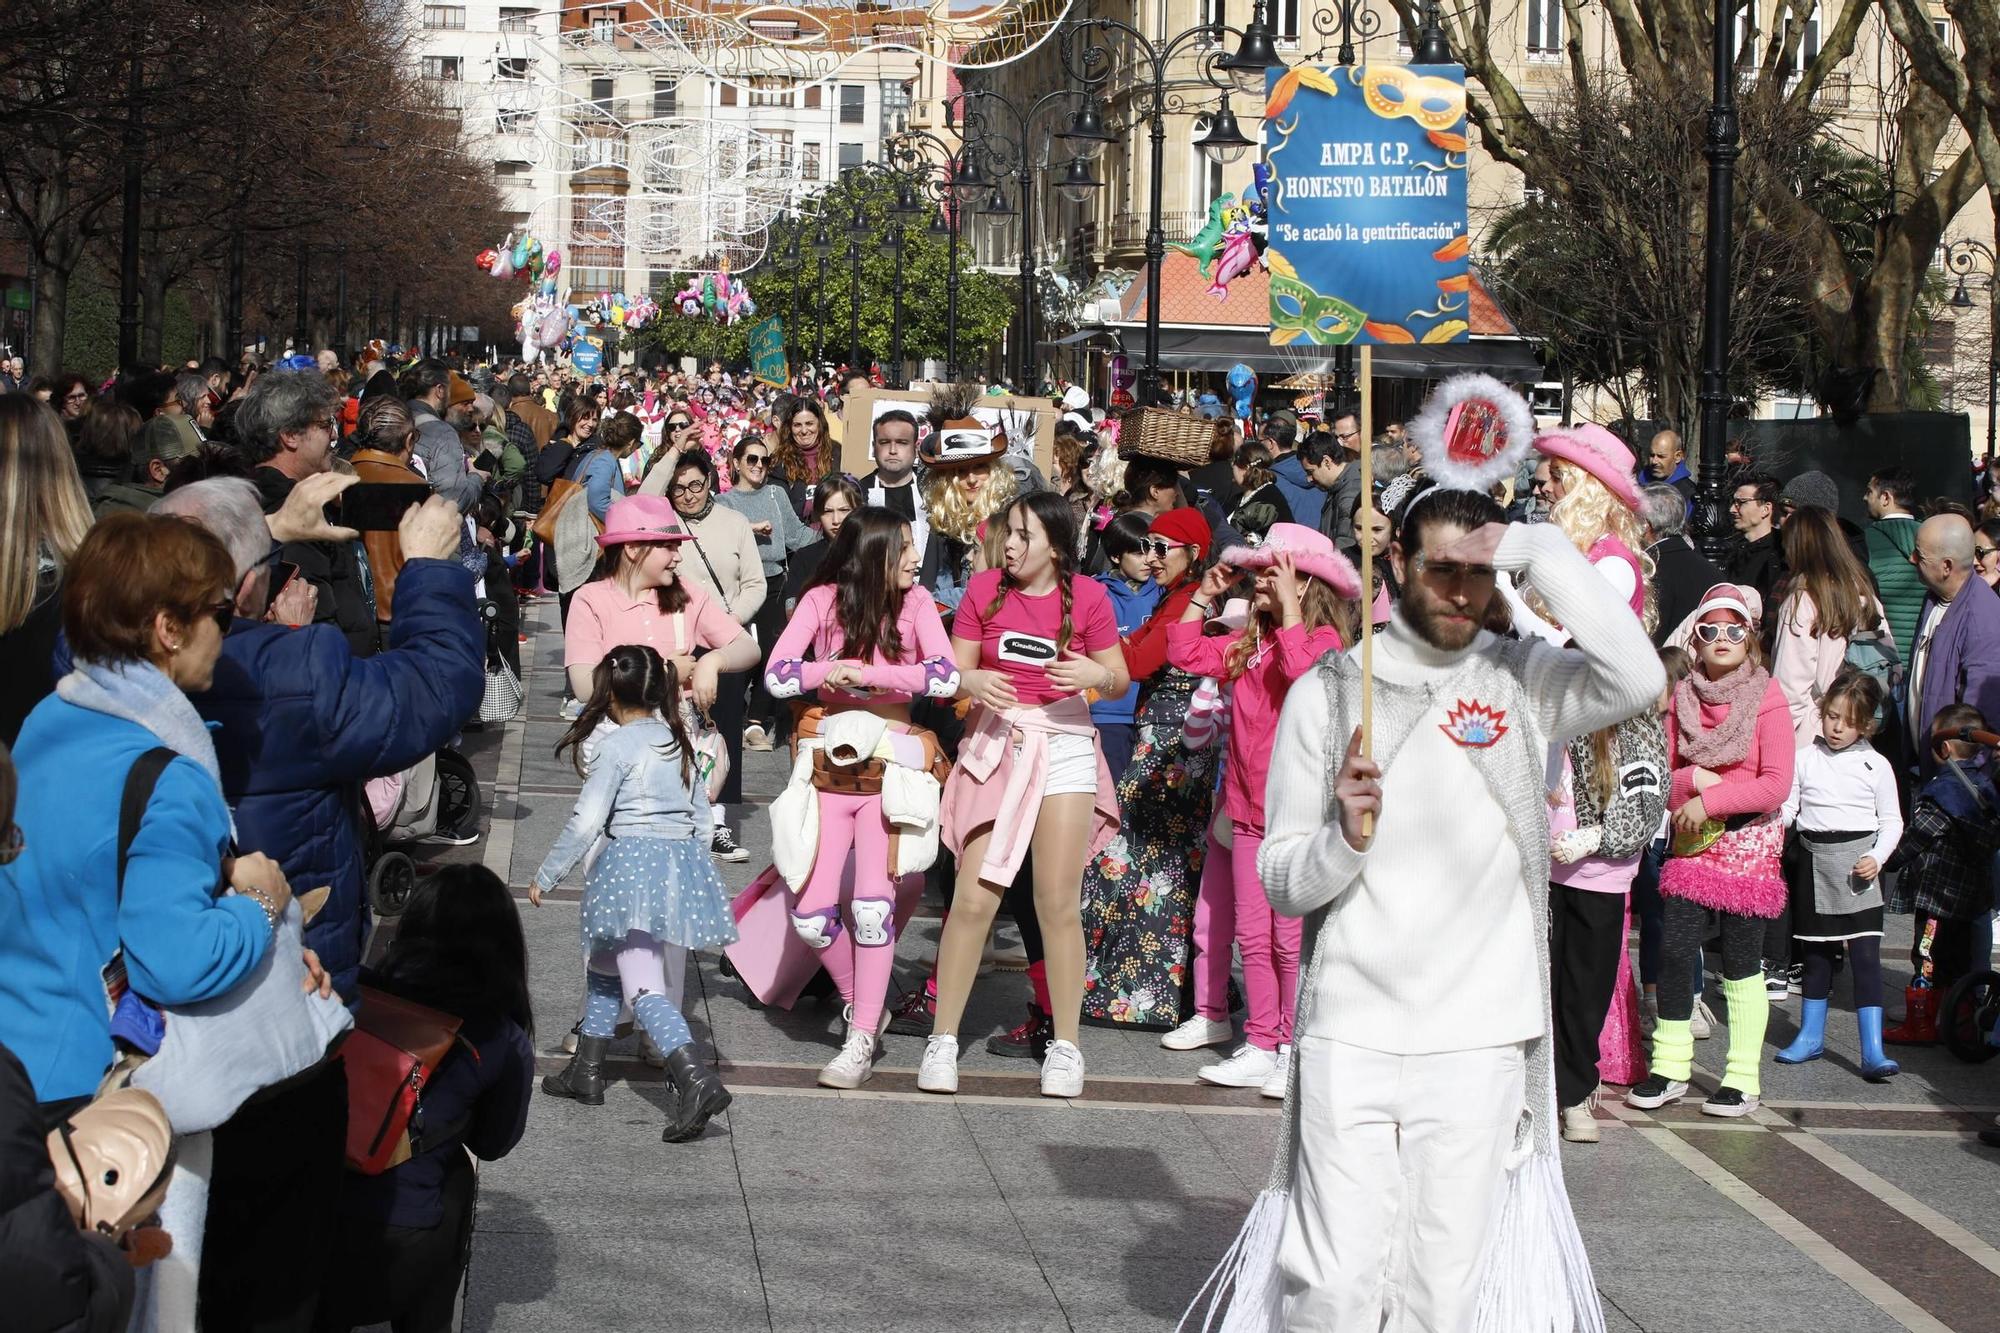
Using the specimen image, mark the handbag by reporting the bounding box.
[481,655,524,722]
[339,986,475,1175]
[529,476,584,545]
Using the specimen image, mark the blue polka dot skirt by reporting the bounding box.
[582,835,739,955]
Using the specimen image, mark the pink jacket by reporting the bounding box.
[939,696,1119,885]
[764,584,959,707]
[1772,590,1892,743]
[1666,677,1795,819]
[1166,617,1345,829]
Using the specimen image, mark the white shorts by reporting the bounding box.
[1038,731,1100,797]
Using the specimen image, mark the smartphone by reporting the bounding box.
[341,482,431,532]
[474,449,500,474]
[270,561,301,602]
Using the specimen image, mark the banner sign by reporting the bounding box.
[1264,63,1470,346]
[748,317,787,387]
[570,335,604,375]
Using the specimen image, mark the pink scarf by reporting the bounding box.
[1673,661,1769,769]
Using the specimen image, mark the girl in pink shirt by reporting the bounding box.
[925,493,1131,1100]
[1629,583,1795,1120]
[761,509,960,1088]
[1165,523,1359,1095]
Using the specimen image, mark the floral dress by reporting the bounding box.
[1080,670,1219,1029]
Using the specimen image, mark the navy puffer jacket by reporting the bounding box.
[192,559,484,999]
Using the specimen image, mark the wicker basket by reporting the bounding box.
[1116,406,1226,468]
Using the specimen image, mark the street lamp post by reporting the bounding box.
[1694,0,1743,560]
[294,246,311,355]
[1946,239,1999,468]
[889,129,980,382]
[335,247,350,357]
[811,219,830,367]
[1057,7,1275,407]
[951,86,1100,393]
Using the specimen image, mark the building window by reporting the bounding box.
[499,6,533,32]
[590,14,616,43]
[496,109,533,133]
[494,160,531,177]
[750,76,795,108]
[1782,4,1821,78]
[421,56,462,81]
[838,142,864,175]
[839,83,865,124]
[590,76,614,117]
[804,84,822,109]
[749,130,793,173]
[1273,0,1300,44]
[496,57,528,80]
[1736,2,1757,63]
[801,141,822,180]
[719,140,739,178]
[1526,0,1562,59]
[422,5,464,29]
[880,78,911,136]
[1189,117,1225,214]
[653,79,677,118]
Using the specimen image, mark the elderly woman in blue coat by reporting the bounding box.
[0,512,294,1113]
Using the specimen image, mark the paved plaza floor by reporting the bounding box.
[405,600,2000,1332]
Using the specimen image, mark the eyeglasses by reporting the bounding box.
[1411,554,1496,586]
[1694,622,1749,644]
[670,478,708,497]
[207,599,236,634]
[1729,495,1763,510]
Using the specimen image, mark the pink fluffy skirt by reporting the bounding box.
[1659,815,1786,918]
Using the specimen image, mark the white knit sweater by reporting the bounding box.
[1260,522,1664,1056]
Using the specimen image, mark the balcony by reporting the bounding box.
[576,98,637,124]
[1109,209,1206,250]
[1813,73,1852,109]
[571,136,630,173]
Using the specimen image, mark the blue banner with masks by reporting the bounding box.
[570,335,604,375]
[1264,63,1470,346]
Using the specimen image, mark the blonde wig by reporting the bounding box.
[1548,459,1657,635]
[0,396,93,633]
[923,459,1017,545]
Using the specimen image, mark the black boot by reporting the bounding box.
[542,1033,609,1105]
[661,1043,732,1143]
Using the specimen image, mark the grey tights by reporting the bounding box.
[1657,896,1762,1022]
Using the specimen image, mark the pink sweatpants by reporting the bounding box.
[795,789,897,1032]
[1192,823,1300,1050]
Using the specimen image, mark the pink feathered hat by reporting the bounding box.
[1221,522,1362,599]
[1533,422,1643,512]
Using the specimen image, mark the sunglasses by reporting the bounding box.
[741,453,769,466]
[1694,622,1749,644]
[1142,538,1190,559]
[1977,545,1999,562]
[207,599,236,634]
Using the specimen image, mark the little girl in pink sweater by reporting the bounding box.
[1628,583,1795,1120]
[1164,524,1359,1096]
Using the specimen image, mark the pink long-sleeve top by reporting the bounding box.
[1167,616,1346,829]
[764,583,960,707]
[1666,676,1795,819]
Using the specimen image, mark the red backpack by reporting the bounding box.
[340,987,476,1175]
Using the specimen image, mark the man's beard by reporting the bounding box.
[1402,588,1483,652]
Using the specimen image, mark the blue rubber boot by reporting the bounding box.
[1856,1007,1900,1082]
[1775,997,1827,1064]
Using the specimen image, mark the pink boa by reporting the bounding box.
[1659,814,1786,918]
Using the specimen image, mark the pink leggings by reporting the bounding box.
[1192,823,1300,1050]
[791,789,898,1032]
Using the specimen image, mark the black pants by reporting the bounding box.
[709,666,747,809]
[1912,911,1977,993]
[314,1150,475,1333]
[482,563,520,680]
[746,592,788,738]
[1550,884,1628,1110]
[199,1061,349,1333]
[1658,896,1762,1022]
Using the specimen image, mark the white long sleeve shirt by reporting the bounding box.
[1781,736,1904,866]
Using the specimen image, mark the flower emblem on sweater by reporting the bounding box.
[1440,699,1508,748]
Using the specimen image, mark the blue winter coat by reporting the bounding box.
[0,698,270,1103]
[192,559,485,1000]
[1271,453,1324,532]
[1091,573,1165,726]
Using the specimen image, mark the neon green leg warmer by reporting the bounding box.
[1652,1018,1693,1082]
[1721,973,1769,1098]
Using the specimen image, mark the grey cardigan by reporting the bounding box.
[717,482,818,579]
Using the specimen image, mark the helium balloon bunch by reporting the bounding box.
[477,232,565,301]
[669,265,757,326]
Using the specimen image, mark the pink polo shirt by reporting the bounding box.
[564,577,743,670]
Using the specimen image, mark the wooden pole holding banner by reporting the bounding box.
[1358,345,1374,838]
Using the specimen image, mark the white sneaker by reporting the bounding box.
[840,1002,886,1056]
[1197,1044,1278,1088]
[917,1034,959,1094]
[1691,998,1716,1040]
[1561,1102,1601,1143]
[559,697,584,721]
[1258,1045,1291,1099]
[1040,1038,1085,1098]
[1160,1015,1233,1051]
[743,722,771,751]
[817,1028,877,1090]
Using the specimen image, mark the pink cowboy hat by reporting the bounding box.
[1533,422,1643,512]
[597,494,694,547]
[1221,522,1362,599]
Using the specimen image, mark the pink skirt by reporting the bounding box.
[1596,895,1648,1087]
[1659,813,1786,919]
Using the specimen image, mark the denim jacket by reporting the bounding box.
[533,718,710,891]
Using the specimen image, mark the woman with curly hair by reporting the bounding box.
[918,387,1018,622]
[771,396,840,517]
[1528,424,1655,632]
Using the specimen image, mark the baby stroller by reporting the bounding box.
[360,749,482,917]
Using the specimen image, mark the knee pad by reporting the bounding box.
[791,910,841,950]
[850,897,894,948]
